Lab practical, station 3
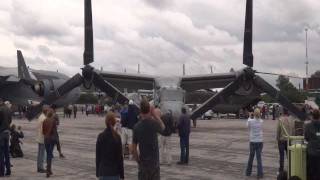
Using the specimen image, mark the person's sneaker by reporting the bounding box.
[46,171,53,178]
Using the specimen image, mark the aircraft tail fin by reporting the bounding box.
[17,50,32,80]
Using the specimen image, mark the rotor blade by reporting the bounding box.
[243,0,253,67]
[190,77,243,120]
[256,71,303,79]
[26,74,83,120]
[83,0,94,65]
[253,75,306,121]
[91,71,140,108]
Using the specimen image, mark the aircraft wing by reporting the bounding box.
[98,71,155,92]
[0,74,42,106]
[181,72,237,92]
[186,89,261,114]
[0,67,23,86]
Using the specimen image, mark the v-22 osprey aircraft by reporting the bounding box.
[27,0,306,122]
[0,50,80,108]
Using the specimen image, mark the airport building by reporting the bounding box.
[303,77,320,90]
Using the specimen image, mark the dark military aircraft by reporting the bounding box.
[27,0,306,121]
[0,50,80,107]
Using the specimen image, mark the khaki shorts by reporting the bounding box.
[121,128,132,145]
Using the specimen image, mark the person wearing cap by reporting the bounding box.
[304,109,320,180]
[246,108,264,179]
[0,99,12,176]
[123,100,139,159]
[276,108,295,173]
[120,103,129,157]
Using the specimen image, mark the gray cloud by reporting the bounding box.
[142,0,173,9]
[38,45,52,56]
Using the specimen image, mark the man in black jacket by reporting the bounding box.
[177,107,191,165]
[305,109,320,180]
[0,100,12,176]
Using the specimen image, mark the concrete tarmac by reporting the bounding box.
[6,114,279,180]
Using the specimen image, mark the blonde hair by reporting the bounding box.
[254,108,261,119]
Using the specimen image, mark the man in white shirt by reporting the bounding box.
[36,107,48,173]
[246,108,264,179]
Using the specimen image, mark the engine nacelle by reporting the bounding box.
[32,80,54,97]
[32,79,80,107]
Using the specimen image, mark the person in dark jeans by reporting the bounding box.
[96,112,124,180]
[126,100,139,159]
[304,109,320,180]
[132,99,165,180]
[43,109,57,178]
[73,105,77,119]
[177,107,191,165]
[0,100,12,177]
[246,108,264,179]
[52,106,65,158]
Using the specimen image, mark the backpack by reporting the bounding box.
[162,113,174,136]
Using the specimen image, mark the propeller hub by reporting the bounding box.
[243,67,256,80]
[82,65,94,80]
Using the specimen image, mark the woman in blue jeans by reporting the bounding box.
[96,112,124,180]
[246,108,264,179]
[42,109,57,178]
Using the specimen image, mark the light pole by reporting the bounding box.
[210,65,216,74]
[183,64,186,76]
[305,28,309,90]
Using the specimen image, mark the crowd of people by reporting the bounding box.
[1,96,320,179]
[96,99,191,180]
[245,106,320,180]
[0,100,13,176]
[0,103,66,178]
[64,104,107,119]
[36,105,65,177]
[0,100,25,177]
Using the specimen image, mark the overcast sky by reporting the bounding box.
[0,0,319,87]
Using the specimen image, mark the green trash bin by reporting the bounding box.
[288,137,307,180]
